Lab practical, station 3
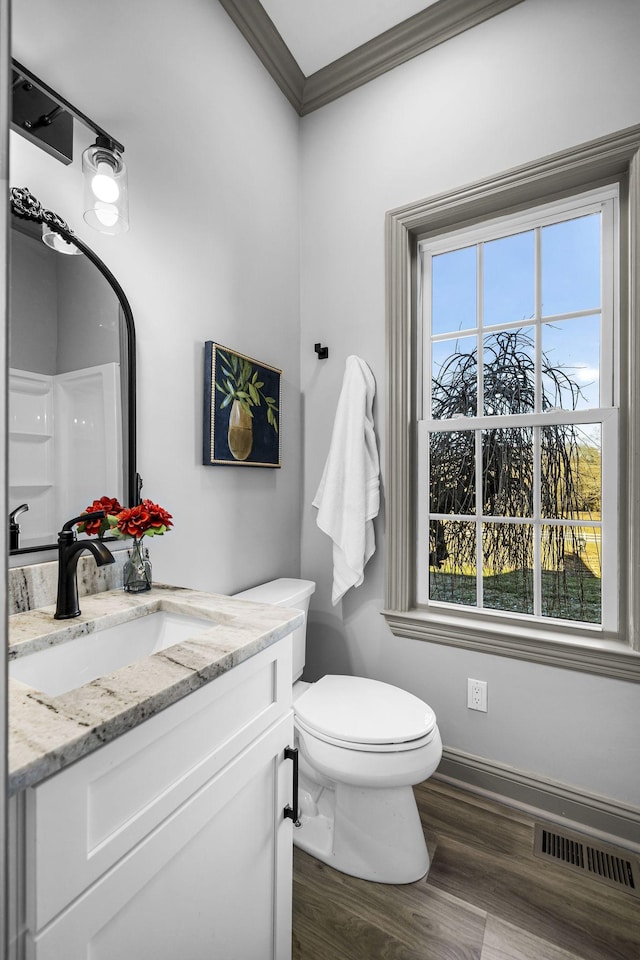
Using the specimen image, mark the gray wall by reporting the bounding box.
[299,0,640,810]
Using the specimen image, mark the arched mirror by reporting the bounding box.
[8,187,137,554]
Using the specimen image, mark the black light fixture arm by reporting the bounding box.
[30,104,65,131]
[12,58,124,155]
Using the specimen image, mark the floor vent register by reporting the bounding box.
[533,824,639,899]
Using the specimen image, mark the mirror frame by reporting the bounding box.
[9,186,138,554]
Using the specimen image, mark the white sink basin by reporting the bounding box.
[9,610,215,697]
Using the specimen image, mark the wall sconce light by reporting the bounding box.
[82,136,129,234]
[11,59,129,236]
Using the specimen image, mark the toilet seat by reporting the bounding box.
[294,675,437,753]
[295,715,437,753]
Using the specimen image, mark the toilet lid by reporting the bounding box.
[294,675,436,746]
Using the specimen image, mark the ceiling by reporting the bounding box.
[259,0,440,76]
[218,0,523,115]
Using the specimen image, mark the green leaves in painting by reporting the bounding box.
[214,349,279,433]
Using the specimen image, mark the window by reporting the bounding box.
[418,190,618,632]
[383,127,640,681]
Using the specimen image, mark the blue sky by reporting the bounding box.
[431,213,602,411]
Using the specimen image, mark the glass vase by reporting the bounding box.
[123,538,152,592]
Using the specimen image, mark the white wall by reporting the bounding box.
[1,5,10,943]
[11,0,302,594]
[299,0,640,808]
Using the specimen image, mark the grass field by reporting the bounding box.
[429,565,601,623]
[429,520,602,623]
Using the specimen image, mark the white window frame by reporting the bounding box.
[416,188,618,633]
[383,126,640,682]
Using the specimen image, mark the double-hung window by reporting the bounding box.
[418,187,618,632]
[383,126,640,680]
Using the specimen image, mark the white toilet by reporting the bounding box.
[233,578,443,884]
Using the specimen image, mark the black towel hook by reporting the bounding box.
[314,342,328,359]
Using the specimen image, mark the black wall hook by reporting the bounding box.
[314,342,328,359]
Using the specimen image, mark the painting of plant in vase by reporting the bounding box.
[203,342,281,467]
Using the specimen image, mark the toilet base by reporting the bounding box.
[293,772,430,884]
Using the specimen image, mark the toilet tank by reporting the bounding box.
[232,579,316,681]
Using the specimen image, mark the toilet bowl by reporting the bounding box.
[233,579,443,884]
[293,675,442,882]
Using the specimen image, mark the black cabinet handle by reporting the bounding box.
[284,745,301,827]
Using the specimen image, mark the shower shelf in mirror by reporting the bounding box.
[9,363,122,549]
[9,483,53,491]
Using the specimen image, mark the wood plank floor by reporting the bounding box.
[292,780,640,960]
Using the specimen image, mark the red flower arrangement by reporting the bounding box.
[77,496,124,538]
[78,496,173,541]
[108,499,173,540]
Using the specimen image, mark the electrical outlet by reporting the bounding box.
[467,678,488,712]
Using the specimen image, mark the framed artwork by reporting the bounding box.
[203,342,281,468]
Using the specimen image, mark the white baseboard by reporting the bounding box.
[435,747,640,854]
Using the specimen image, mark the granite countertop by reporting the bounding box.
[8,585,303,795]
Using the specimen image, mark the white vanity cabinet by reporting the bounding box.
[20,637,295,960]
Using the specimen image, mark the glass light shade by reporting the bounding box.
[82,140,129,235]
[92,163,120,203]
[42,223,82,255]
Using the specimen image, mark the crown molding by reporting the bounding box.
[301,0,524,115]
[217,0,305,111]
[218,0,524,116]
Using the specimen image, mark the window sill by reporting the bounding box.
[381,607,640,683]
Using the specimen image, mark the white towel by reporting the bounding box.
[313,355,380,605]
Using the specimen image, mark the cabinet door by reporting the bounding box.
[29,713,295,960]
[28,638,292,929]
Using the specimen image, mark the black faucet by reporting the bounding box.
[9,503,29,550]
[54,512,115,620]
